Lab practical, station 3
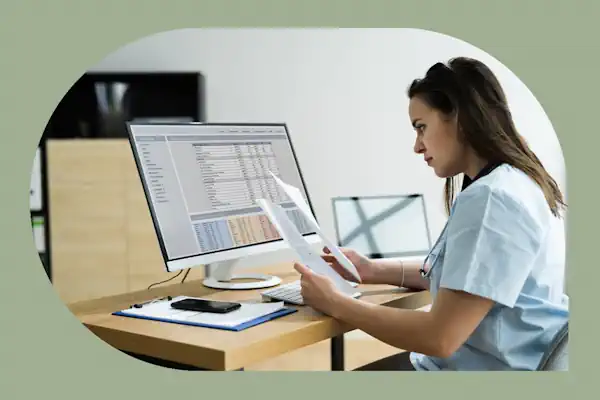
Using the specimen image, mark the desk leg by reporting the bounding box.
[331,335,344,371]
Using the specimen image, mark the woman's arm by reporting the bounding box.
[370,258,430,290]
[330,287,494,358]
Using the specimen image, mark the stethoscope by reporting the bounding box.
[419,215,452,279]
[420,164,499,278]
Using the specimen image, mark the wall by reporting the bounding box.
[87,28,566,267]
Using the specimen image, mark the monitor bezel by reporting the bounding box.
[126,121,319,271]
[331,193,433,259]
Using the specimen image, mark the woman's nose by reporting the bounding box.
[414,138,425,154]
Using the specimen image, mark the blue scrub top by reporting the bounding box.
[410,163,569,371]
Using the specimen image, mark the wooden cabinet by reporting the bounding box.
[46,139,206,304]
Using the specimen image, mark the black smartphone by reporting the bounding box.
[170,298,241,313]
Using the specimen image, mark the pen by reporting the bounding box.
[132,295,173,308]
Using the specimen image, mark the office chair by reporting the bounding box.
[536,321,569,371]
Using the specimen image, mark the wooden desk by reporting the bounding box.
[71,264,431,371]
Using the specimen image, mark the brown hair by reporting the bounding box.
[407,57,566,217]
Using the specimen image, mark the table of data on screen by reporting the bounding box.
[133,129,313,256]
[195,141,289,211]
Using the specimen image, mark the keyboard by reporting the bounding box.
[261,280,360,305]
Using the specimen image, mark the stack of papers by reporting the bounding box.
[258,172,361,297]
[113,296,296,331]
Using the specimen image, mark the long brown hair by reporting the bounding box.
[407,57,566,218]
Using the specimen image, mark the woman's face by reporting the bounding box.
[408,96,468,178]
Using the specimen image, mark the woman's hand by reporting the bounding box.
[293,262,346,316]
[320,247,378,284]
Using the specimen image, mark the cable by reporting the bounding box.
[147,270,183,290]
[181,268,191,284]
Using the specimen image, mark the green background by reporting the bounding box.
[0,0,593,398]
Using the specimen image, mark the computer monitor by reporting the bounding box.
[331,194,432,260]
[126,122,321,289]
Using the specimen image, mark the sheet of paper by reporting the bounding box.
[269,171,318,226]
[31,216,45,252]
[120,296,286,328]
[268,171,361,282]
[256,198,358,296]
[30,148,42,211]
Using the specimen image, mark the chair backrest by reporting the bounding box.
[537,321,569,371]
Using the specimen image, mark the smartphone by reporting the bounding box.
[170,298,241,313]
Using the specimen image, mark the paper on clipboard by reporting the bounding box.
[256,198,359,296]
[268,171,362,282]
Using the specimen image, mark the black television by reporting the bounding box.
[42,71,206,140]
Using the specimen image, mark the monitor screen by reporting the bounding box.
[127,122,316,264]
[332,194,432,259]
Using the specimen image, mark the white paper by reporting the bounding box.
[270,171,319,226]
[30,148,42,211]
[256,198,359,297]
[268,171,362,282]
[32,217,45,252]
[119,296,286,328]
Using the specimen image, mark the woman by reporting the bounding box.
[293,57,570,371]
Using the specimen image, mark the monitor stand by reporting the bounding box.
[202,259,282,290]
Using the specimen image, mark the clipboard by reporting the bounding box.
[112,296,296,332]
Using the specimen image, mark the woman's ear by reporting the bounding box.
[452,110,460,126]
[455,119,468,144]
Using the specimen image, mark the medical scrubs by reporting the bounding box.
[409,162,570,371]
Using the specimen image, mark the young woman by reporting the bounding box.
[293,57,570,371]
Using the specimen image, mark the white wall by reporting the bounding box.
[89,28,566,265]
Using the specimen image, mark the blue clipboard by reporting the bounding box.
[112,303,297,332]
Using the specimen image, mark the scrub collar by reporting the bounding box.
[461,161,502,191]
